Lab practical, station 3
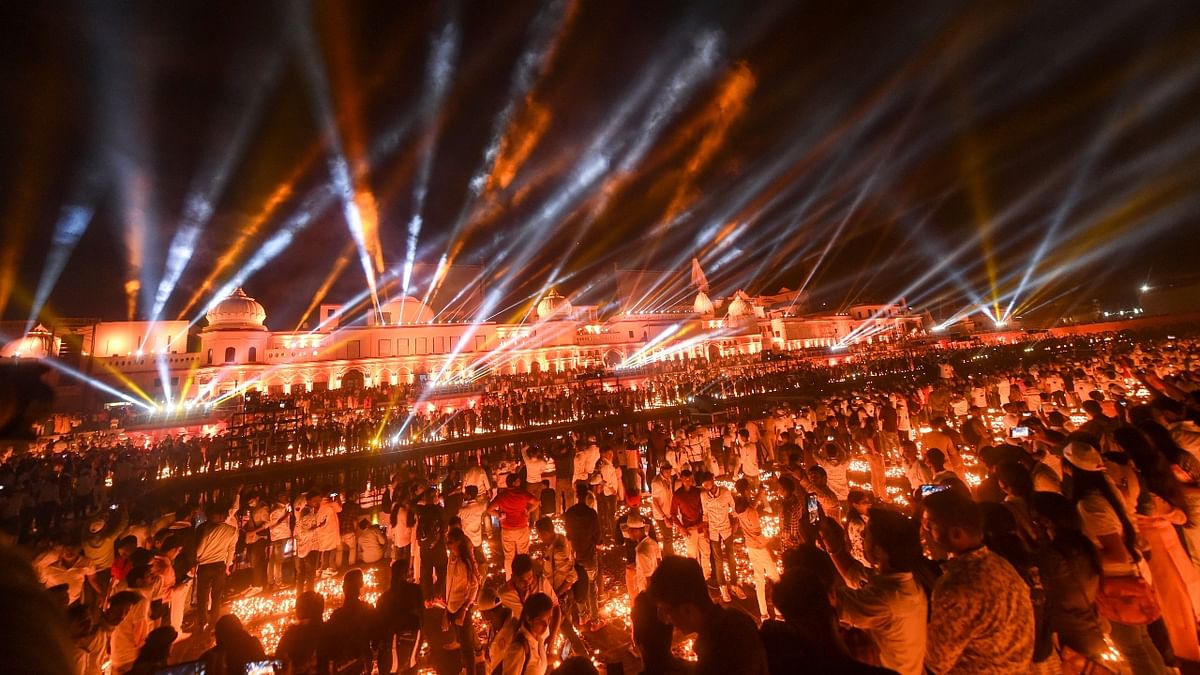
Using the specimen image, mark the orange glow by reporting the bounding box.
[124,279,141,322]
[487,95,552,194]
[177,178,297,319]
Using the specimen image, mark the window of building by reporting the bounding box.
[224,347,236,363]
[378,339,393,357]
[248,347,257,363]
[398,338,410,356]
[416,337,428,355]
[206,349,213,365]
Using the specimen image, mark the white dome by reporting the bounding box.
[379,296,435,324]
[206,288,267,331]
[1,325,55,359]
[726,291,753,317]
[536,290,573,320]
[693,291,714,315]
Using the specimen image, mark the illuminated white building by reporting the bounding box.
[5,278,928,407]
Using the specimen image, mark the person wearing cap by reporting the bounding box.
[1062,435,1170,673]
[621,512,661,596]
[82,506,128,601]
[650,462,675,556]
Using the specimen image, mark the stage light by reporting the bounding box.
[1139,284,1151,293]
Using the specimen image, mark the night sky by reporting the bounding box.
[2,0,1199,330]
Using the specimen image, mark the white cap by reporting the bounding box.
[1063,440,1105,472]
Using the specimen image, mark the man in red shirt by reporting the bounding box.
[671,470,710,580]
[490,473,539,579]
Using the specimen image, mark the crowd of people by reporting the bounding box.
[5,330,1200,674]
[9,346,946,490]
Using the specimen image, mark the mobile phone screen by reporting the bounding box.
[806,495,821,524]
[919,484,950,498]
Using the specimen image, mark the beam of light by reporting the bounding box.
[193,186,334,327]
[24,204,95,333]
[1003,54,1200,320]
[537,29,724,296]
[40,358,156,411]
[452,23,726,324]
[176,177,298,319]
[290,3,384,317]
[86,7,160,320]
[150,49,282,325]
[402,19,461,297]
[176,19,430,323]
[294,241,356,331]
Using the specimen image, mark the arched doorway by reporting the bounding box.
[341,369,365,390]
[604,349,623,368]
[707,344,721,361]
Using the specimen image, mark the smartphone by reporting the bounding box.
[244,661,283,675]
[806,494,822,524]
[1010,426,1030,439]
[919,484,951,498]
[109,504,119,510]
[330,492,339,498]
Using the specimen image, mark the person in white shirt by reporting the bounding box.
[266,493,292,590]
[457,485,488,565]
[313,493,343,576]
[824,508,928,675]
[522,444,548,487]
[355,519,387,564]
[109,567,154,672]
[464,462,493,499]
[622,512,661,595]
[38,543,95,606]
[597,448,624,540]
[650,463,675,556]
[573,439,601,485]
[816,442,851,501]
[733,481,779,621]
[735,429,761,488]
[194,503,238,631]
[488,592,554,675]
[699,472,744,602]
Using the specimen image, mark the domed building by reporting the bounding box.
[200,288,271,366]
[374,295,436,325]
[726,290,754,318]
[205,288,267,331]
[1,324,59,359]
[536,289,573,320]
[693,290,715,315]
